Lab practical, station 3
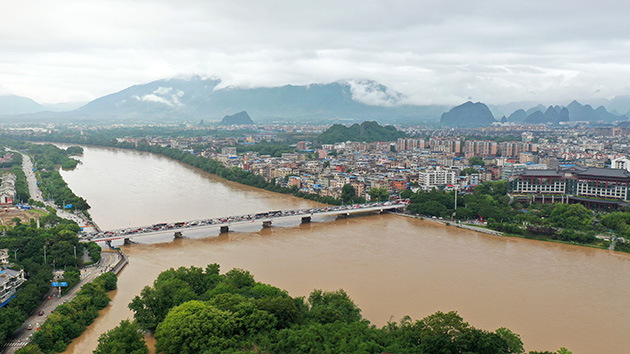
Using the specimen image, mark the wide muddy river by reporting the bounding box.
[56,145,629,354]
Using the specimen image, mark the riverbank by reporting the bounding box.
[392,211,504,236]
[391,211,618,254]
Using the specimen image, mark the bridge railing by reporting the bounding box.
[87,200,408,241]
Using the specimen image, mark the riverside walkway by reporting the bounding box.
[86,201,408,244]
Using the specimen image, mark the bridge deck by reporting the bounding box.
[86,201,407,243]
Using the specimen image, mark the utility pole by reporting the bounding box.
[454,186,458,210]
[43,245,47,265]
[73,245,77,258]
[13,248,19,261]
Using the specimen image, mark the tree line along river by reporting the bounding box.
[52,144,630,354]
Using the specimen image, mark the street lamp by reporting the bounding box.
[12,248,19,261]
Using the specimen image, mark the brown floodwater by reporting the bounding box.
[57,145,630,354]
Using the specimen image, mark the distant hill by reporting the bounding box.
[0,95,43,115]
[220,111,253,125]
[73,76,449,123]
[317,121,405,144]
[507,109,527,122]
[566,100,622,122]
[504,101,627,124]
[524,106,569,124]
[440,101,495,127]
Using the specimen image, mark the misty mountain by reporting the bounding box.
[507,109,527,122]
[524,106,569,124]
[220,111,253,125]
[504,101,626,124]
[440,101,495,127]
[525,105,547,116]
[75,76,449,123]
[0,95,43,115]
[566,100,623,122]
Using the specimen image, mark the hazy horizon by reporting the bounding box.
[2,1,629,106]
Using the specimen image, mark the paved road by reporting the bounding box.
[1,154,117,353]
[17,152,97,235]
[1,251,120,354]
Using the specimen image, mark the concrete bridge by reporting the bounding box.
[85,201,408,245]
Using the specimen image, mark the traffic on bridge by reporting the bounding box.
[85,200,409,243]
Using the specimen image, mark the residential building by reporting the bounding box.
[418,168,457,191]
[0,267,25,307]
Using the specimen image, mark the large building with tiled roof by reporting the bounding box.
[508,167,630,209]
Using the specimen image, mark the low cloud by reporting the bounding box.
[1,1,629,104]
[133,87,184,107]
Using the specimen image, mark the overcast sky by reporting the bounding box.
[1,0,629,106]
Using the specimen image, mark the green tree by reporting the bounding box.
[128,278,197,332]
[461,167,478,175]
[549,204,593,229]
[341,184,357,204]
[307,289,362,324]
[368,188,389,202]
[469,156,485,166]
[93,319,149,354]
[496,327,525,353]
[15,344,44,354]
[155,301,240,354]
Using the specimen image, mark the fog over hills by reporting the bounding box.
[74,76,448,123]
[1,76,630,126]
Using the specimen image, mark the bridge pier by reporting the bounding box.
[123,238,132,245]
[301,216,311,224]
[220,226,229,233]
[337,213,349,219]
[262,221,272,228]
[174,231,183,239]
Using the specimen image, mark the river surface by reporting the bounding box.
[56,144,630,354]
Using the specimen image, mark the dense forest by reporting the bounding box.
[317,121,405,144]
[115,264,567,354]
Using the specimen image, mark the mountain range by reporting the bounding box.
[1,75,629,125]
[71,76,448,123]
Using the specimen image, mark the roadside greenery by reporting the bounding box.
[86,241,102,263]
[10,154,31,203]
[29,272,117,353]
[0,138,89,212]
[128,264,563,354]
[0,220,86,348]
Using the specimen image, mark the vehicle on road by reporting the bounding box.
[26,324,32,330]
[38,310,44,316]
